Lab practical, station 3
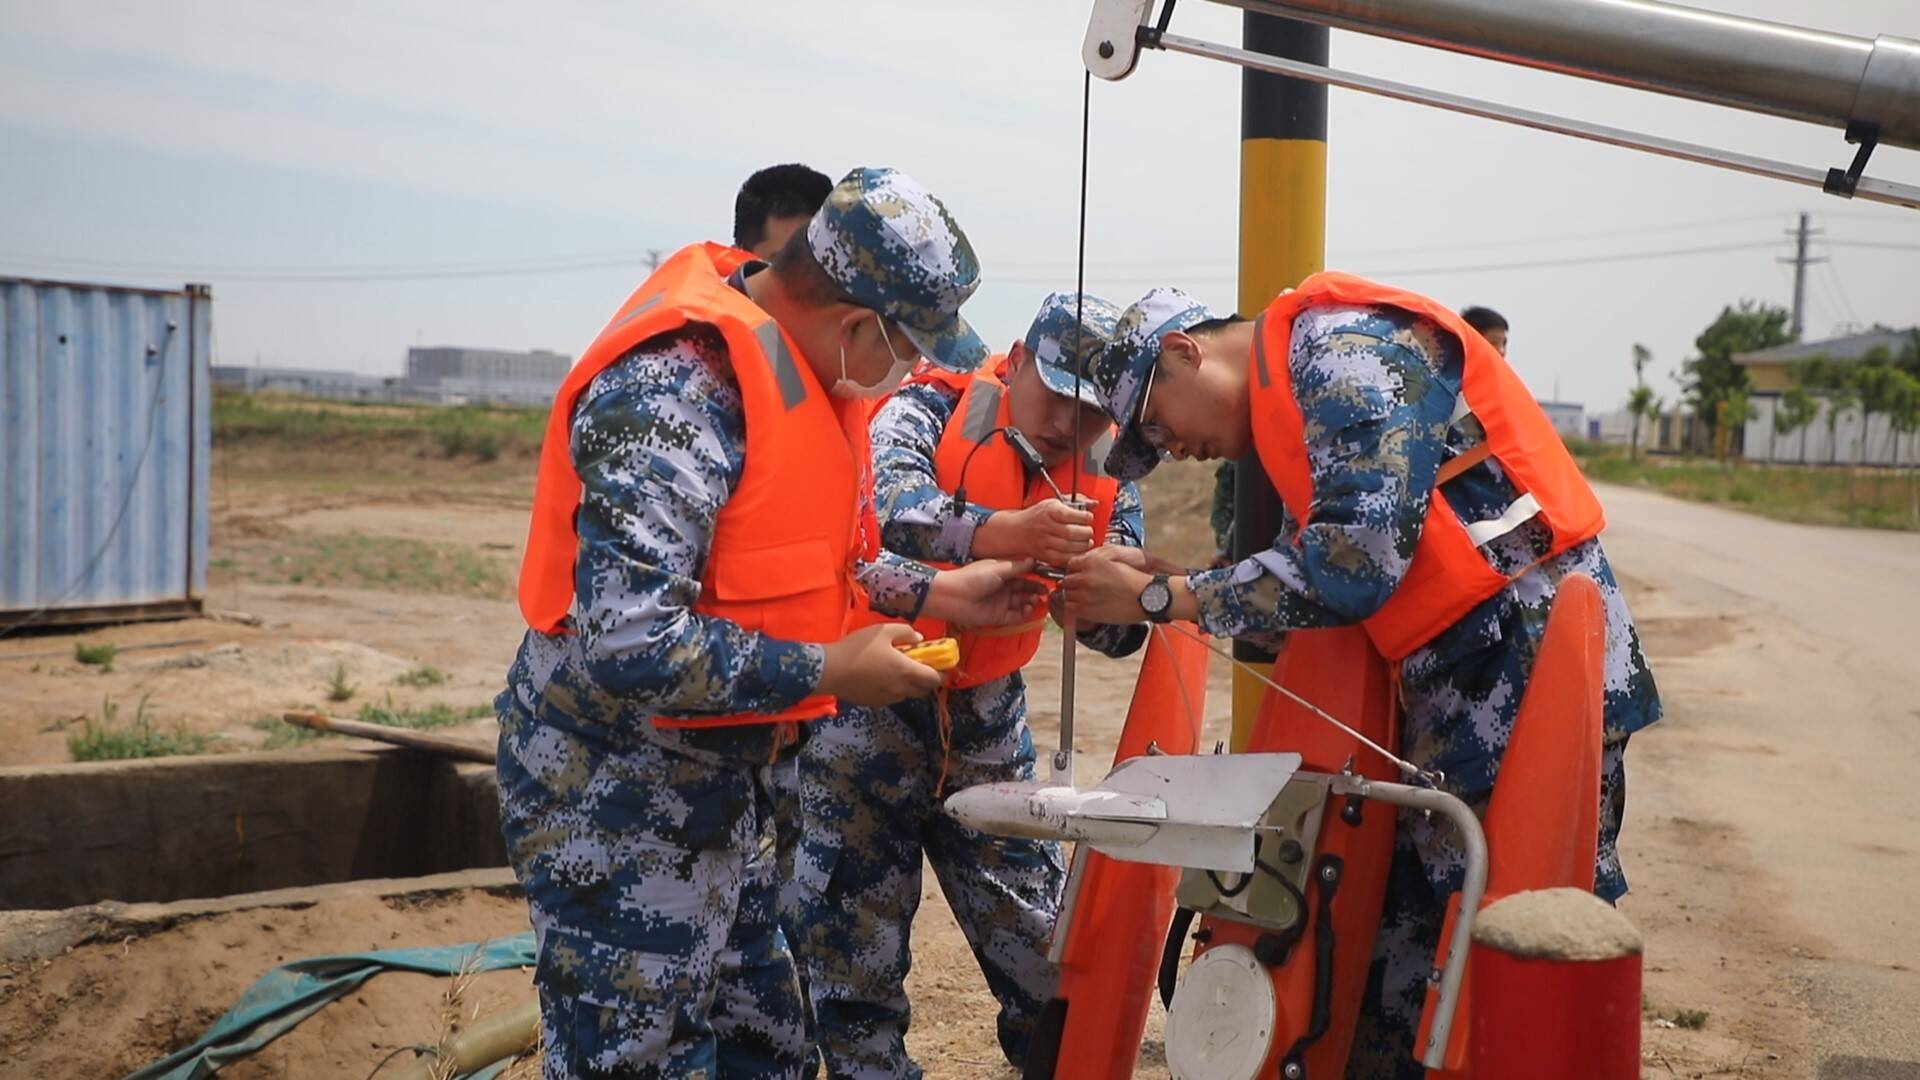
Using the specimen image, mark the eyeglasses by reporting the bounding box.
[873,313,916,365]
[1135,362,1172,452]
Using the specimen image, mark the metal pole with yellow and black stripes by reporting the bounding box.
[1230,11,1328,750]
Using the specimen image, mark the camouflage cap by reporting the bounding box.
[1023,291,1122,411]
[1091,286,1230,482]
[808,167,989,372]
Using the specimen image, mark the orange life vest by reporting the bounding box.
[908,357,1119,688]
[1248,272,1606,660]
[517,241,876,727]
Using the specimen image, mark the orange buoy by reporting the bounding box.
[1167,625,1399,1080]
[1467,888,1642,1080]
[1024,622,1211,1080]
[1417,573,1607,1075]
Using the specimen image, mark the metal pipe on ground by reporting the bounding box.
[387,998,540,1080]
[1217,0,1920,150]
[282,711,497,764]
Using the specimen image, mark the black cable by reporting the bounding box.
[1205,868,1253,898]
[1071,68,1091,505]
[363,1044,432,1080]
[951,427,1015,518]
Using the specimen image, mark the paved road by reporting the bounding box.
[1596,481,1920,671]
[1596,482,1920,1074]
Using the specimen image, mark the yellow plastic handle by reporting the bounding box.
[898,636,960,672]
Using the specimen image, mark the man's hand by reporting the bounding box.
[1061,546,1154,625]
[818,623,943,707]
[925,558,1047,628]
[973,499,1096,565]
[1092,545,1190,578]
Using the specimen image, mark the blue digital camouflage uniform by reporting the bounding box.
[1094,290,1662,1080]
[1209,460,1236,560]
[785,295,1146,1080]
[497,166,989,1080]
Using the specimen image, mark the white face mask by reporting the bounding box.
[830,313,915,400]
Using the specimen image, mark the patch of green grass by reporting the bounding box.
[1670,1008,1710,1031]
[1571,441,1920,532]
[394,665,448,688]
[326,663,357,702]
[265,531,512,599]
[252,715,332,750]
[355,699,493,731]
[74,641,118,672]
[69,696,217,761]
[213,392,544,462]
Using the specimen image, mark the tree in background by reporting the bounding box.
[1684,302,1792,454]
[1792,357,1860,466]
[1853,348,1905,463]
[1888,371,1920,525]
[1627,386,1657,459]
[1889,370,1920,468]
[1715,386,1756,465]
[1776,385,1820,464]
[1627,343,1656,460]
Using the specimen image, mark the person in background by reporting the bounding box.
[1461,305,1508,356]
[735,163,835,260]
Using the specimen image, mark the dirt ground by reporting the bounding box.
[3,439,1916,1078]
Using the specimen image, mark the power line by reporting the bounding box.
[1364,239,1782,279]
[0,254,657,283]
[0,213,1807,285]
[1819,259,1863,328]
[1822,238,1920,252]
[984,238,1785,285]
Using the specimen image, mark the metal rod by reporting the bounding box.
[282,710,497,764]
[1158,32,1920,211]
[1330,774,1488,1070]
[1213,0,1920,151]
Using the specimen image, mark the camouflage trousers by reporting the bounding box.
[781,676,1066,1079]
[496,708,810,1079]
[1345,736,1632,1080]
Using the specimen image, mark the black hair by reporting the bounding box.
[733,164,833,251]
[1461,306,1509,334]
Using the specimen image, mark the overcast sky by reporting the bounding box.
[3,0,1916,414]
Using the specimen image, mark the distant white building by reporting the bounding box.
[213,346,574,408]
[404,346,571,407]
[1734,326,1920,466]
[1590,408,1637,445]
[1536,400,1585,440]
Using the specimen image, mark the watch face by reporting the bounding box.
[1142,579,1171,616]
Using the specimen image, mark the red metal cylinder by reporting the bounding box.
[1466,887,1642,1080]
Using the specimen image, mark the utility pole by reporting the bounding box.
[1230,13,1328,751]
[1778,212,1825,341]
[646,249,663,273]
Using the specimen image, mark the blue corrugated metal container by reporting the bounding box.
[1,278,212,629]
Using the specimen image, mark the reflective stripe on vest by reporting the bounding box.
[517,241,867,727]
[916,359,1120,688]
[1248,272,1606,660]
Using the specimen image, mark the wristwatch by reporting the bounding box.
[1140,574,1173,623]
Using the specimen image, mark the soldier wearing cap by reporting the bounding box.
[1065,280,1661,1079]
[498,167,1045,1078]
[782,292,1147,1078]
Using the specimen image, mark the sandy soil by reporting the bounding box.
[5,453,1917,1078]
